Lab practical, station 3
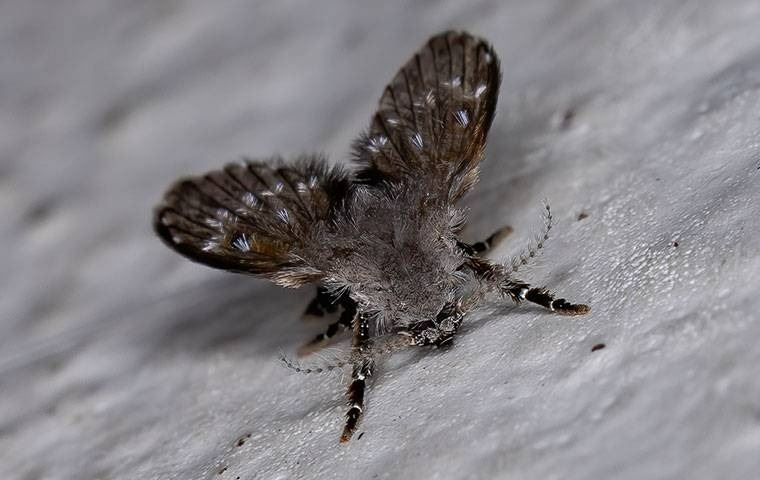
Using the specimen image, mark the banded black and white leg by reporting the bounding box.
[505,281,589,316]
[457,224,513,255]
[340,312,373,443]
[465,258,589,316]
[298,295,358,356]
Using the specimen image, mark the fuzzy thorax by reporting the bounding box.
[324,188,467,332]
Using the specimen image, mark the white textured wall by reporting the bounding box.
[1,1,759,479]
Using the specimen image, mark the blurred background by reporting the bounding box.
[1,1,759,479]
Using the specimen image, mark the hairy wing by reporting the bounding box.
[353,30,501,203]
[154,156,352,287]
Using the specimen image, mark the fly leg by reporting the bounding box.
[340,312,373,443]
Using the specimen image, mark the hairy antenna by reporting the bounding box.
[279,350,349,375]
[510,202,553,273]
[280,333,414,376]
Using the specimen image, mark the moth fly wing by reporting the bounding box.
[352,30,501,204]
[154,155,352,287]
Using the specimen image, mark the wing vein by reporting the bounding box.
[455,35,470,167]
[375,113,406,174]
[401,67,421,136]
[427,40,443,146]
[245,163,279,210]
[160,208,219,234]
[159,221,210,241]
[445,34,454,87]
[277,167,314,221]
[203,175,250,213]
[385,86,402,121]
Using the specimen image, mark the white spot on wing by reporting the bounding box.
[277,209,290,223]
[232,234,251,252]
[205,217,222,229]
[367,135,388,153]
[451,76,462,87]
[424,90,436,105]
[454,109,469,127]
[242,192,258,208]
[411,133,423,150]
[215,209,237,225]
[474,84,487,98]
[274,182,284,194]
[202,239,219,252]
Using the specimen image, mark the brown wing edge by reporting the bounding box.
[153,156,353,287]
[447,31,501,203]
[351,30,502,203]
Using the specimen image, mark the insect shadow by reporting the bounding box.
[143,278,307,357]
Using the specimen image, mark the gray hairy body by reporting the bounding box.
[324,186,465,333]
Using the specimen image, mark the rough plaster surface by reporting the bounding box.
[1,1,759,479]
